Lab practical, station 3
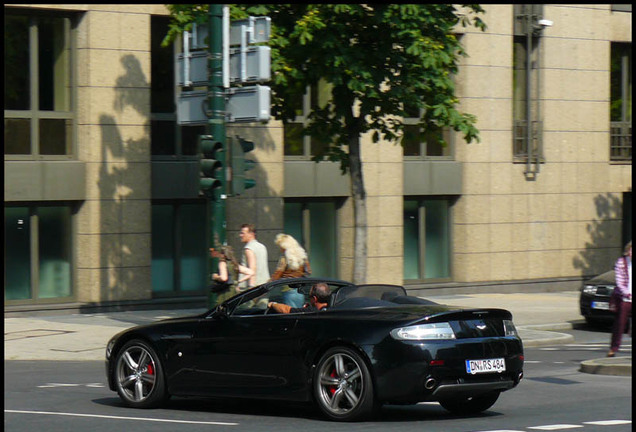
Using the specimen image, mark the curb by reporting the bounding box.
[580,357,632,376]
[518,328,575,347]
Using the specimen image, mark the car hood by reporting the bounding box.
[585,270,616,286]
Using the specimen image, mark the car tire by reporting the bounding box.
[439,391,500,415]
[114,339,168,408]
[313,346,375,422]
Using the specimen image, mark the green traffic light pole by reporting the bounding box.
[207,4,226,308]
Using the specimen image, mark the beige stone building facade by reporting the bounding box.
[4,4,632,311]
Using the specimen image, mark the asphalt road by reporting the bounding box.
[4,333,632,432]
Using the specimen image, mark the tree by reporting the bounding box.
[164,4,486,284]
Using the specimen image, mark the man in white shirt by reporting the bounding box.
[238,223,270,290]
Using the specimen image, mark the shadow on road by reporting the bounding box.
[92,396,503,423]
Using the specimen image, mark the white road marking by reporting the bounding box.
[37,383,105,388]
[473,419,632,432]
[583,420,632,426]
[37,383,80,388]
[4,410,238,426]
[473,430,525,432]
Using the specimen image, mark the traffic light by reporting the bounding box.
[230,136,256,195]
[199,135,225,200]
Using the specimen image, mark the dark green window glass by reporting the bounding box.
[4,15,30,110]
[151,16,175,114]
[284,200,337,279]
[179,204,206,291]
[152,205,175,292]
[403,200,420,279]
[402,125,421,156]
[611,43,632,122]
[403,199,451,280]
[38,17,71,112]
[151,120,176,155]
[284,122,304,156]
[308,202,337,278]
[40,119,71,155]
[5,207,32,300]
[283,202,303,242]
[4,118,31,154]
[181,125,204,156]
[38,206,72,299]
[422,199,450,279]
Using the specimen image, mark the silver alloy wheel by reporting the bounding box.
[316,352,364,415]
[116,344,157,403]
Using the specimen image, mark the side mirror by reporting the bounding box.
[209,304,229,320]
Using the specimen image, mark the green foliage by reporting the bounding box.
[164,4,487,171]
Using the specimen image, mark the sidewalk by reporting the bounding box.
[4,291,631,376]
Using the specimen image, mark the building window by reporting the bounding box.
[151,201,207,294]
[151,16,201,157]
[512,35,542,162]
[284,200,338,278]
[402,103,454,158]
[513,5,545,175]
[284,81,332,158]
[610,42,632,161]
[4,11,74,158]
[403,198,452,281]
[5,204,73,302]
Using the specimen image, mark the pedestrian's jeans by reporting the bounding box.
[610,300,632,352]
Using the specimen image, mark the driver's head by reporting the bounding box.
[309,283,331,304]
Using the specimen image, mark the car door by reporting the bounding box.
[184,287,307,399]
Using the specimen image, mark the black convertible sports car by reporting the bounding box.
[106,278,524,421]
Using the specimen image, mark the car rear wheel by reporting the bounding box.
[313,346,374,422]
[439,391,500,415]
[114,339,167,408]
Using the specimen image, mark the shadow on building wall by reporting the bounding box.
[96,54,149,302]
[572,192,624,279]
[225,125,282,272]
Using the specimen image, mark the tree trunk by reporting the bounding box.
[349,133,367,284]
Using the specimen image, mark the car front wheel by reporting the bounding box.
[439,391,500,414]
[313,346,374,422]
[114,339,167,408]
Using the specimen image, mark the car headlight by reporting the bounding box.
[503,320,519,337]
[583,285,598,295]
[391,322,456,340]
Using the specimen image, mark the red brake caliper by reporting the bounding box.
[147,363,154,375]
[329,369,337,395]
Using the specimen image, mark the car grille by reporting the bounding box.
[594,285,614,296]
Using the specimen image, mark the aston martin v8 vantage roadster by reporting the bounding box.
[106,278,524,421]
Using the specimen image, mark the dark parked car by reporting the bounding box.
[105,278,524,421]
[579,270,616,325]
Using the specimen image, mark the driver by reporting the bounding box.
[267,282,330,313]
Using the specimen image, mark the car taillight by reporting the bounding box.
[503,320,519,337]
[391,323,456,340]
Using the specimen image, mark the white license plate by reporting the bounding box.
[465,358,506,375]
[592,301,610,310]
